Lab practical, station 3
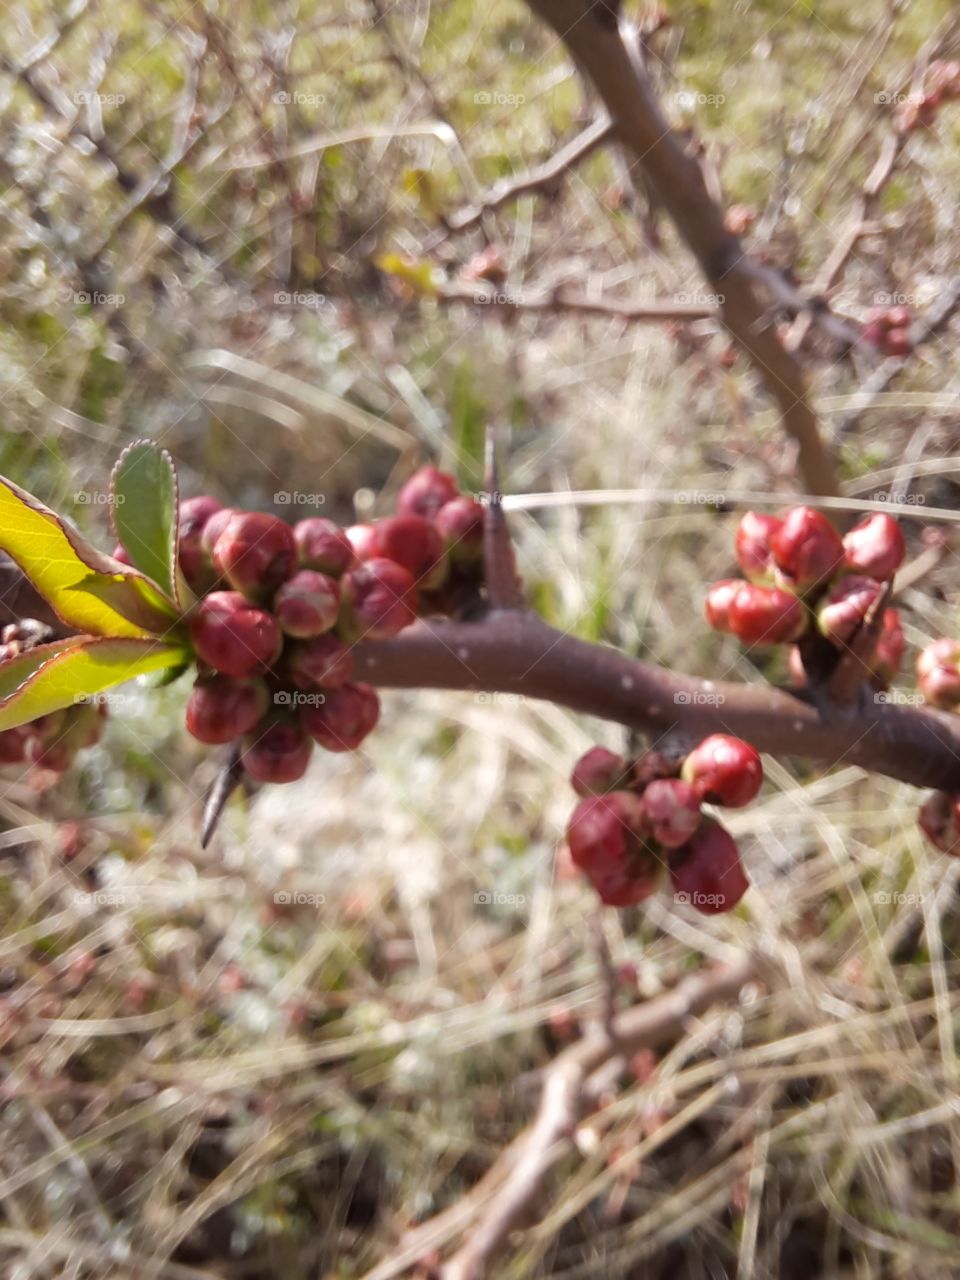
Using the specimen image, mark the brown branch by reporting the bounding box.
[356,611,960,792]
[438,281,716,323]
[522,0,839,500]
[444,115,614,234]
[366,954,759,1280]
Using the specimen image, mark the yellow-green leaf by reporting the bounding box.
[110,440,182,605]
[0,637,190,732]
[375,252,442,296]
[0,477,179,637]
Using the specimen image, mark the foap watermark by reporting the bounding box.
[274,290,325,309]
[475,692,526,706]
[873,889,924,906]
[674,90,725,109]
[674,291,725,306]
[874,689,924,707]
[273,90,326,107]
[274,490,326,508]
[871,491,925,506]
[874,291,919,307]
[75,888,140,908]
[473,291,519,306]
[675,490,725,506]
[675,890,724,909]
[74,91,126,107]
[474,90,525,107]
[74,691,127,708]
[274,690,326,708]
[474,889,526,907]
[75,490,124,506]
[71,290,125,307]
[273,889,326,907]
[675,689,726,707]
[874,91,923,106]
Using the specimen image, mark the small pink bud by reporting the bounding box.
[294,518,355,577]
[190,591,283,678]
[918,791,960,855]
[186,675,269,745]
[213,511,297,598]
[287,633,354,690]
[842,513,905,581]
[566,791,661,907]
[669,819,749,914]
[368,515,448,589]
[570,746,630,797]
[727,583,806,646]
[770,505,844,590]
[639,778,702,848]
[870,608,905,690]
[241,721,313,783]
[704,579,741,632]
[273,569,340,638]
[345,523,378,561]
[817,574,884,646]
[917,638,960,709]
[300,682,381,751]
[339,557,418,640]
[734,511,782,582]
[681,734,762,808]
[434,497,485,567]
[396,465,459,520]
[178,495,224,590]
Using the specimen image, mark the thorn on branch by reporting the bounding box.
[827,582,893,708]
[200,742,244,847]
[483,427,524,610]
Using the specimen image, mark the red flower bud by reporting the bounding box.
[186,675,269,744]
[917,638,960,709]
[870,608,905,690]
[339,557,418,640]
[178,495,224,590]
[669,819,749,914]
[434,497,485,567]
[681,734,762,808]
[570,746,630,797]
[638,778,702,848]
[287,633,354,690]
[817,574,884,646]
[734,511,782,582]
[300,682,380,752]
[273,569,340,638]
[704,579,741,632]
[727,583,806,646]
[368,515,448,589]
[241,721,313,783]
[190,591,283,678]
[200,507,235,560]
[769,506,844,589]
[0,725,32,765]
[842,512,905,580]
[566,790,661,907]
[212,511,297,598]
[918,791,960,855]
[293,518,355,577]
[882,328,913,357]
[396,465,459,520]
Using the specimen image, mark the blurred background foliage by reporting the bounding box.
[4,1,960,1276]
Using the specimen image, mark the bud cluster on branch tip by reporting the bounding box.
[177,464,487,788]
[918,791,960,856]
[916,639,960,710]
[861,306,913,357]
[894,60,960,133]
[564,736,760,912]
[706,506,906,676]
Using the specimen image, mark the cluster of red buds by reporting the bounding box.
[706,506,906,690]
[158,466,485,785]
[894,58,960,132]
[564,734,762,912]
[861,305,913,358]
[0,620,107,776]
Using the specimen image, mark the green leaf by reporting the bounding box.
[0,476,179,637]
[110,440,182,605]
[0,637,190,732]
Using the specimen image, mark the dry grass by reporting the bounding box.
[3,0,960,1276]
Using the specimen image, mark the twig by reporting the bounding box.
[443,116,614,234]
[523,0,839,499]
[437,282,716,323]
[366,954,759,1280]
